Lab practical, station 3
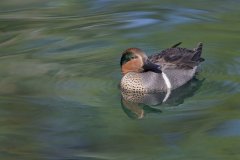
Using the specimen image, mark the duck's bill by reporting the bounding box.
[143,60,162,73]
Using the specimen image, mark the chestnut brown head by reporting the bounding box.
[120,48,161,75]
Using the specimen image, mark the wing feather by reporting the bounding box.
[149,43,203,70]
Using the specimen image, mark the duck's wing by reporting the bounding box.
[149,43,204,70]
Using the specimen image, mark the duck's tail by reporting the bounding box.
[171,42,182,48]
[192,42,204,62]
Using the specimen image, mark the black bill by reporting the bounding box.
[143,60,162,73]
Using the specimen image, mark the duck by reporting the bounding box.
[120,42,204,102]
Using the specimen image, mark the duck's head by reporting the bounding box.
[120,48,162,75]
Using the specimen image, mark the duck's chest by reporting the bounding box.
[120,73,146,92]
[120,72,167,93]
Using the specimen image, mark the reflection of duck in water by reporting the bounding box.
[119,42,204,119]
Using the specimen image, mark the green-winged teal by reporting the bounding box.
[120,42,204,102]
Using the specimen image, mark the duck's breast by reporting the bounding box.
[121,67,197,93]
[120,72,145,92]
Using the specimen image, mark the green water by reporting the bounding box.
[0,0,240,160]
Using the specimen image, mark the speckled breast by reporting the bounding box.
[120,72,146,93]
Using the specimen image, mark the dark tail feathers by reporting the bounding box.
[171,42,182,48]
[192,42,204,62]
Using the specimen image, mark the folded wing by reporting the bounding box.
[149,42,204,70]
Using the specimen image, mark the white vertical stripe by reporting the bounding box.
[162,72,172,102]
[162,72,172,89]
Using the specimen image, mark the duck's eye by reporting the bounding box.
[120,52,139,66]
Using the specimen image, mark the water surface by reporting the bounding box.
[0,0,240,160]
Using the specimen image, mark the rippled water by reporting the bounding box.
[0,1,240,160]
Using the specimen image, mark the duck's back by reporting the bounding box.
[147,42,204,90]
[149,42,204,70]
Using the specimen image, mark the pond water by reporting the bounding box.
[0,0,240,160]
